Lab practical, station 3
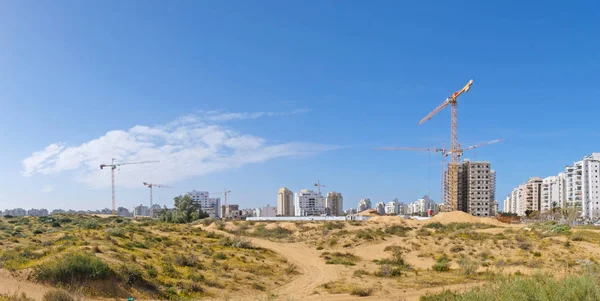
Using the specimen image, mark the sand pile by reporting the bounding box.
[265,222,298,231]
[426,211,506,226]
[357,209,380,216]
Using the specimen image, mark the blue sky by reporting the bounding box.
[1,1,600,211]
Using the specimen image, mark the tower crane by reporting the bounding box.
[210,189,231,219]
[418,80,473,211]
[100,158,159,215]
[143,182,172,216]
[314,180,326,195]
[210,189,232,206]
[375,139,502,210]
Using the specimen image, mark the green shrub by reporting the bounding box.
[571,232,586,241]
[34,252,112,284]
[458,257,479,278]
[144,264,157,278]
[416,228,432,236]
[33,229,43,235]
[117,263,143,285]
[432,257,451,272]
[0,292,35,301]
[42,290,79,301]
[350,287,373,297]
[421,273,600,301]
[173,253,198,267]
[81,220,100,230]
[106,227,126,238]
[218,236,254,249]
[213,252,227,260]
[321,252,359,266]
[385,225,412,236]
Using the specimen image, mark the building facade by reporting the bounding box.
[357,198,372,212]
[277,187,295,216]
[504,177,542,216]
[384,199,401,215]
[542,174,566,212]
[134,204,150,217]
[406,195,438,215]
[325,192,343,216]
[256,204,277,217]
[374,202,385,215]
[445,159,497,216]
[186,190,221,218]
[294,189,325,216]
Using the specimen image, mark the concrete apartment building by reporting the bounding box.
[325,192,344,216]
[255,204,277,217]
[508,153,600,219]
[134,204,150,217]
[384,199,404,215]
[277,187,294,216]
[566,153,600,219]
[221,204,240,219]
[357,198,372,212]
[406,196,438,215]
[294,189,325,216]
[26,209,49,216]
[541,174,566,212]
[375,202,385,215]
[504,177,543,216]
[186,190,221,218]
[445,160,497,216]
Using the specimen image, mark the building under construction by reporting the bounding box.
[443,159,497,216]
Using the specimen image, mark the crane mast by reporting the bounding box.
[374,138,502,210]
[100,159,159,215]
[418,80,473,211]
[143,182,172,217]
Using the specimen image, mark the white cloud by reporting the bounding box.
[22,111,335,189]
[201,109,310,122]
[41,185,55,193]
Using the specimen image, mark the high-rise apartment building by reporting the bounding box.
[324,192,343,216]
[294,189,325,216]
[357,198,371,212]
[277,187,294,216]
[375,202,385,215]
[541,174,566,212]
[445,159,497,216]
[504,177,542,216]
[569,153,600,219]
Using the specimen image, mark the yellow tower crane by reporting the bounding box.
[418,80,473,211]
[375,139,502,208]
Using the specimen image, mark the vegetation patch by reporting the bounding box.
[421,273,600,301]
[321,252,359,266]
[33,251,112,284]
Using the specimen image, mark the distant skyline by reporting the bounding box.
[2,1,600,211]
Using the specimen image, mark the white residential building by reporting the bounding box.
[384,199,401,215]
[294,189,325,216]
[541,174,566,213]
[256,204,277,217]
[375,202,385,215]
[406,195,438,215]
[504,177,543,216]
[186,190,221,218]
[357,198,371,212]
